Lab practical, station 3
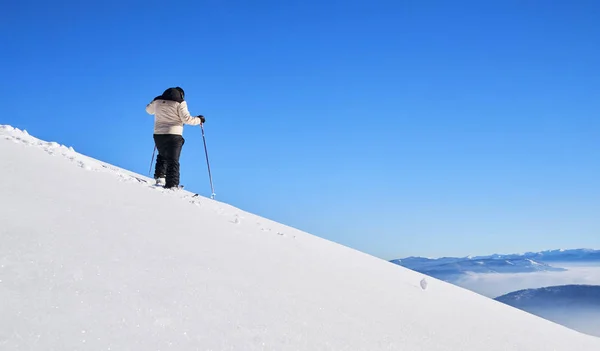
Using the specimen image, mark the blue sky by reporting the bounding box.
[2,0,599,260]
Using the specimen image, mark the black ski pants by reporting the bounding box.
[153,134,185,188]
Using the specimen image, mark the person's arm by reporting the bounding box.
[145,100,156,115]
[146,96,163,115]
[178,101,205,125]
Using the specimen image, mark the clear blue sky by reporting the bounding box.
[2,0,599,260]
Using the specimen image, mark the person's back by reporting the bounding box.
[146,87,202,135]
[145,87,205,188]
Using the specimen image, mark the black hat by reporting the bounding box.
[160,87,185,103]
[175,87,184,100]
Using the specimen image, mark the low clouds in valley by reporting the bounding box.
[452,262,600,298]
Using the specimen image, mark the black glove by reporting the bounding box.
[197,115,206,123]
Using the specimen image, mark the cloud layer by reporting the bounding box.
[451,262,600,298]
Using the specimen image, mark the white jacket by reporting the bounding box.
[145,99,202,135]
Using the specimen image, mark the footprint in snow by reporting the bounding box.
[230,214,243,224]
[189,199,202,207]
[256,226,295,239]
[276,231,296,239]
[78,161,92,171]
[12,137,27,144]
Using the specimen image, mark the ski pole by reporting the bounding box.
[201,123,216,199]
[149,146,156,176]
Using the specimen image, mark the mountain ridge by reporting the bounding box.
[495,285,600,338]
[394,248,600,263]
[390,256,566,280]
[496,284,600,306]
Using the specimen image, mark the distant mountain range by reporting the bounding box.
[390,249,600,336]
[496,284,600,308]
[389,248,600,280]
[477,249,600,262]
[390,256,565,280]
[495,285,600,337]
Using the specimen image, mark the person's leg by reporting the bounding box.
[163,135,185,188]
[153,135,168,183]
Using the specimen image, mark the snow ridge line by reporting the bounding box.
[0,125,295,239]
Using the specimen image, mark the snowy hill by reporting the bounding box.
[496,285,600,337]
[391,256,565,281]
[2,124,600,350]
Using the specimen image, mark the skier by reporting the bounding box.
[145,87,205,189]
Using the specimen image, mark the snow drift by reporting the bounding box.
[1,124,600,350]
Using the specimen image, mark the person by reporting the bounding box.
[145,87,205,189]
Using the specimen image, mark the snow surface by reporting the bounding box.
[2,124,600,350]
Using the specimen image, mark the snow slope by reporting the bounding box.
[1,125,600,350]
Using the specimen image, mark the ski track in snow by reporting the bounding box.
[0,125,292,240]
